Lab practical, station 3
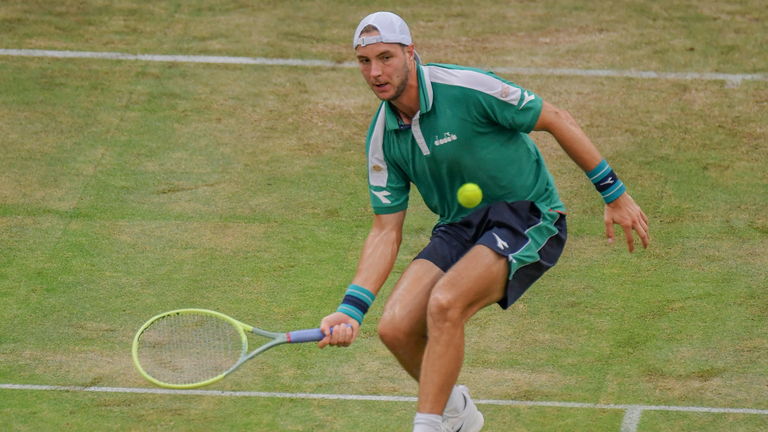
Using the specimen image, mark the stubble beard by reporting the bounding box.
[383,59,411,102]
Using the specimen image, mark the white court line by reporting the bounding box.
[3,383,768,415]
[620,406,644,432]
[0,48,349,67]
[2,49,767,87]
[6,384,768,432]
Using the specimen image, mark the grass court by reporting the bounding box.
[1,1,767,430]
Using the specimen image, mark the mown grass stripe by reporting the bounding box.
[1,49,766,86]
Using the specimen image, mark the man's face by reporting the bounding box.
[355,31,413,102]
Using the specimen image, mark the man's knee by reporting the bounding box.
[426,283,467,329]
[377,313,398,347]
[378,309,423,349]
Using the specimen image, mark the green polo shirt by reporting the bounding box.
[365,63,565,224]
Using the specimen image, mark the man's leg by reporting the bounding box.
[417,244,508,415]
[378,258,444,380]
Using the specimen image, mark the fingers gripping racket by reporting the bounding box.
[132,309,331,389]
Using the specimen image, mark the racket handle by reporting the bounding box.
[287,328,333,343]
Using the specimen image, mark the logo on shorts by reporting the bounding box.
[493,233,509,251]
[434,132,457,146]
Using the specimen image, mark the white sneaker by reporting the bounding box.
[442,385,484,432]
[441,423,455,432]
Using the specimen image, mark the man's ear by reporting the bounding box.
[405,44,416,62]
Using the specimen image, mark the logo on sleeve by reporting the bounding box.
[500,84,512,99]
[372,190,392,204]
[519,91,535,109]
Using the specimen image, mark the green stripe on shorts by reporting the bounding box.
[507,205,561,279]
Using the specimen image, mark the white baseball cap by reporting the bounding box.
[353,12,421,63]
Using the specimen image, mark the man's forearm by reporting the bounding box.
[350,215,404,295]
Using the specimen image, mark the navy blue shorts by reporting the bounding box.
[414,201,567,309]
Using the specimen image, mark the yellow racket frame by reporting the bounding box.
[132,308,256,389]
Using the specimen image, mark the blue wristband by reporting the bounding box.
[587,159,626,204]
[336,284,376,325]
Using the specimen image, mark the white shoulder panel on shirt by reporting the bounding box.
[368,104,389,187]
[426,66,522,106]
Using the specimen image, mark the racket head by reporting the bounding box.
[132,309,253,389]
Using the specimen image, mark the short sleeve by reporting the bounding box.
[426,64,543,134]
[365,105,410,214]
[476,76,543,134]
[368,161,410,214]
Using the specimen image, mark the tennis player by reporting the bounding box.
[319,11,649,432]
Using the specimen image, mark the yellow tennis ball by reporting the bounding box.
[457,183,483,208]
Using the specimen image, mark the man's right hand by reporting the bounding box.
[318,312,360,349]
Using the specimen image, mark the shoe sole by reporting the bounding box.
[461,411,484,432]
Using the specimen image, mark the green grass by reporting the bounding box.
[640,410,768,432]
[1,1,767,431]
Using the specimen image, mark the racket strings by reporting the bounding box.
[137,313,245,385]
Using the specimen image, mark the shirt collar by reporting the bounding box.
[383,63,434,131]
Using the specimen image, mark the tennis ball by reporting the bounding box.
[457,183,483,208]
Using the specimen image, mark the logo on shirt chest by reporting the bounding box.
[434,132,458,146]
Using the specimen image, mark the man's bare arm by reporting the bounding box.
[319,210,406,348]
[534,100,650,252]
[350,211,406,295]
[534,100,604,170]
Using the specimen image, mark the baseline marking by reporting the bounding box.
[2,49,767,87]
[6,383,768,432]
[3,383,768,415]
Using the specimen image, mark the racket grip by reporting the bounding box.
[287,328,332,343]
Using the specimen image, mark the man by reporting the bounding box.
[318,11,649,432]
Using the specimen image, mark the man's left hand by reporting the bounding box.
[605,193,650,253]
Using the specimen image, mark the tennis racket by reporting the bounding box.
[132,308,332,389]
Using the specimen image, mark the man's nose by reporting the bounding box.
[370,60,382,78]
